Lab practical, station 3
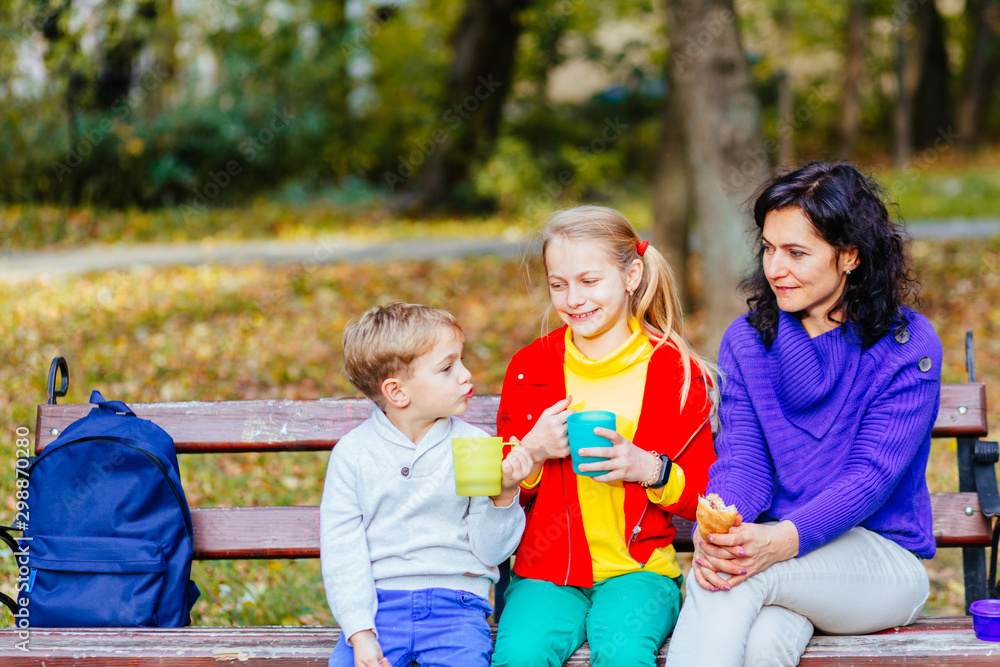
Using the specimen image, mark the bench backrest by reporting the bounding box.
[34,384,987,452]
[32,383,992,558]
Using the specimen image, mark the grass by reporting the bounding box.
[871,148,1000,222]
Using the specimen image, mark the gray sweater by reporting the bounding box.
[319,408,525,640]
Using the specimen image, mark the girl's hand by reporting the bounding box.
[492,440,534,506]
[518,395,573,465]
[577,428,660,484]
[694,519,799,589]
[349,630,390,667]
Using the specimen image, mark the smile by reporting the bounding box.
[568,309,598,320]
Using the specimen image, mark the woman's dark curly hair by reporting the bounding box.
[741,161,920,349]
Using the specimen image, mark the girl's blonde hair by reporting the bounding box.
[541,205,717,409]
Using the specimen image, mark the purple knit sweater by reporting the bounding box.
[707,307,942,558]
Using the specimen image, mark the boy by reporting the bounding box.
[321,302,533,667]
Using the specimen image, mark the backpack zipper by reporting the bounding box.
[30,437,193,543]
[115,442,194,543]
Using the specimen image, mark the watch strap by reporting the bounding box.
[648,454,673,489]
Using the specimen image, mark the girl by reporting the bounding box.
[491,205,717,666]
[665,162,938,666]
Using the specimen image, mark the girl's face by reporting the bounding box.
[762,207,858,337]
[545,238,642,358]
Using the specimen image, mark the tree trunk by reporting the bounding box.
[652,77,693,313]
[95,0,156,111]
[664,0,769,358]
[40,0,85,204]
[839,0,867,159]
[912,0,951,150]
[776,70,794,166]
[893,0,919,167]
[147,0,179,117]
[315,0,351,177]
[390,0,529,214]
[957,0,997,149]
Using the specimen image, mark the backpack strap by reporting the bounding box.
[989,517,999,598]
[0,526,20,615]
[90,390,135,416]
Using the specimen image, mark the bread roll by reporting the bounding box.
[696,493,738,539]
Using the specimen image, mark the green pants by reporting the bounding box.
[491,571,682,667]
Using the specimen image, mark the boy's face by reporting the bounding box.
[400,326,473,419]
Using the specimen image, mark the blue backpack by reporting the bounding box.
[21,391,200,627]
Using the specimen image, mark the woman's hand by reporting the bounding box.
[693,519,800,590]
[518,395,573,466]
[349,630,390,667]
[577,428,660,485]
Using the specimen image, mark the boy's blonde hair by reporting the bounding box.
[542,205,718,409]
[343,302,463,408]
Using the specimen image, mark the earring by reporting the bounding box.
[846,269,852,275]
[629,289,634,296]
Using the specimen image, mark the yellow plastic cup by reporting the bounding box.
[452,437,504,496]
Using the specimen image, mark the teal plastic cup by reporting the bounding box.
[567,410,616,477]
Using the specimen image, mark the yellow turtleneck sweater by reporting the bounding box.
[521,323,686,581]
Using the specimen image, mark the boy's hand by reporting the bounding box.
[349,630,390,667]
[492,441,533,506]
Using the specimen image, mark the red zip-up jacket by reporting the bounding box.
[498,327,715,587]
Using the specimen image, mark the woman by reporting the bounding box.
[665,161,940,667]
[491,206,717,666]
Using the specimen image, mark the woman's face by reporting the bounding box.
[545,238,641,358]
[762,207,858,337]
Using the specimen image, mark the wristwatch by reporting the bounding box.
[647,454,673,489]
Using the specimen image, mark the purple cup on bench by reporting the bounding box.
[971,599,1000,641]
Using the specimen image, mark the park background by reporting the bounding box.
[2,0,1000,626]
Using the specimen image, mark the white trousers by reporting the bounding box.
[664,526,929,667]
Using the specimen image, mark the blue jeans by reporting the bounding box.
[329,588,494,667]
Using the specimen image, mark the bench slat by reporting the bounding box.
[0,618,994,666]
[189,493,990,560]
[35,385,985,454]
[192,507,321,559]
[938,383,989,438]
[931,492,994,547]
[35,396,501,453]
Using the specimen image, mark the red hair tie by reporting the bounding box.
[636,240,649,256]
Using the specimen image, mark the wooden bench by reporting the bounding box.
[1,347,998,665]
